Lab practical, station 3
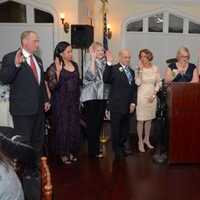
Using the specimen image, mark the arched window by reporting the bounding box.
[189,21,200,34]
[169,14,183,33]
[148,13,163,32]
[127,20,143,32]
[0,1,26,23]
[34,9,54,23]
[0,0,54,23]
[126,10,200,35]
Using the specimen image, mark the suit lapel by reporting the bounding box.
[23,56,41,85]
[118,63,132,86]
[34,56,43,71]
[23,60,34,75]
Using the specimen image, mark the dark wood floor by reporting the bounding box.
[50,142,200,200]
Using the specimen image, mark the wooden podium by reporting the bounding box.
[167,83,200,163]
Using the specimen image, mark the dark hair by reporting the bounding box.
[54,41,71,65]
[45,42,70,91]
[139,49,154,61]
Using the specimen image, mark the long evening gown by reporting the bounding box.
[51,62,81,156]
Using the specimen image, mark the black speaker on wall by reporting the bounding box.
[71,25,94,49]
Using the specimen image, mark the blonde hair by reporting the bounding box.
[176,47,190,60]
[20,30,37,44]
[90,42,103,50]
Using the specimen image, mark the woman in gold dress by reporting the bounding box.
[135,49,161,152]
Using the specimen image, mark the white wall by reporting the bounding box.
[29,0,79,44]
[92,0,200,61]
[0,0,79,66]
[2,0,200,69]
[78,0,95,25]
[0,24,54,70]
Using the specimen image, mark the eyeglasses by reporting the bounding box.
[180,55,189,59]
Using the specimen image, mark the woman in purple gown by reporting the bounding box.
[46,42,81,164]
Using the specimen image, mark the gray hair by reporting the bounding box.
[20,30,37,44]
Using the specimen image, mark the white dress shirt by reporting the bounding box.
[120,63,127,69]
[22,49,41,84]
[106,61,135,107]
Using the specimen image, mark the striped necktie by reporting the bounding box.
[30,55,38,82]
[124,66,132,85]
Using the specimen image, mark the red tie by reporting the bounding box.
[30,55,38,82]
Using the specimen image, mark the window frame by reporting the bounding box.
[0,1,27,23]
[0,0,54,24]
[125,10,200,35]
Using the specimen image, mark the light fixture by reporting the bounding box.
[60,13,70,33]
[107,24,112,39]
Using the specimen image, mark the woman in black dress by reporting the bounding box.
[46,42,81,164]
[165,47,199,83]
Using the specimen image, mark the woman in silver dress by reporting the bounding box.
[80,42,110,158]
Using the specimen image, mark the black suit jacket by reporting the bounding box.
[103,63,137,114]
[0,50,48,115]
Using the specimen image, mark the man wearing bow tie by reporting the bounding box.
[103,49,137,160]
[0,30,50,200]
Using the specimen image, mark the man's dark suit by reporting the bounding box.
[0,50,48,200]
[103,63,137,158]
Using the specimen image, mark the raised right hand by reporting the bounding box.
[55,57,62,72]
[138,61,143,69]
[89,46,96,60]
[15,49,24,66]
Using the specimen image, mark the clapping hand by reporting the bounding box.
[15,48,24,66]
[177,63,186,75]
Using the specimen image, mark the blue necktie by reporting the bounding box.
[124,66,133,85]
